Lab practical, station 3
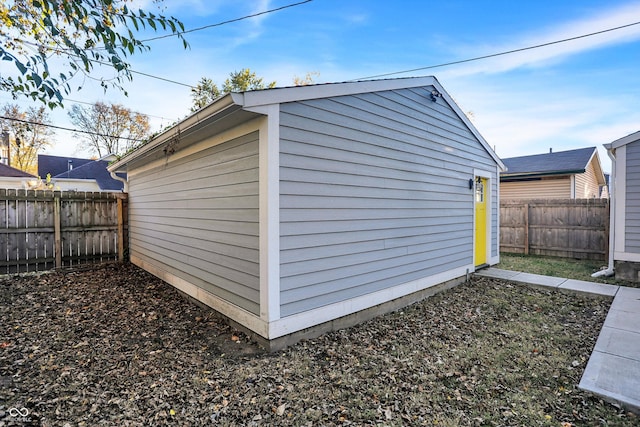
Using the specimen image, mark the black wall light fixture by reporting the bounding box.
[469,178,474,189]
[430,89,442,102]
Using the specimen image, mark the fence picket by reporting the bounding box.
[500,198,609,261]
[0,190,127,273]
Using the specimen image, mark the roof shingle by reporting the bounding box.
[501,147,597,176]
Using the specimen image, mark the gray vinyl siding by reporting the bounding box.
[128,132,260,314]
[278,87,498,316]
[625,141,640,253]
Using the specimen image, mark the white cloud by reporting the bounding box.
[445,2,640,76]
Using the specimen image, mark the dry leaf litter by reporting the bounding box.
[0,263,636,426]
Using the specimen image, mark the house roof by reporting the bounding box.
[109,76,505,173]
[38,154,93,178]
[606,130,640,150]
[501,147,599,179]
[0,162,36,178]
[54,158,126,191]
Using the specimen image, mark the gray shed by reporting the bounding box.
[601,130,640,281]
[109,77,505,348]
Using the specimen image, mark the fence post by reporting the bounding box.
[117,196,124,262]
[54,194,62,268]
[524,203,529,255]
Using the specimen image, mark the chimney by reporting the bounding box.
[549,148,553,153]
[68,159,73,171]
[1,131,9,165]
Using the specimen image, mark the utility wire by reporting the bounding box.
[0,115,143,141]
[64,98,177,122]
[139,0,313,43]
[355,20,640,80]
[1,0,313,89]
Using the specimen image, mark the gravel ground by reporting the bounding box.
[0,263,636,426]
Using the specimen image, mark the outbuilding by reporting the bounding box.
[109,77,505,349]
[600,130,640,281]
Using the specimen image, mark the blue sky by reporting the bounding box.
[4,0,640,172]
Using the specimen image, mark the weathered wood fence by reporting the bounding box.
[500,199,609,261]
[0,189,128,274]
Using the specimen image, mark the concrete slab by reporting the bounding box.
[616,286,640,299]
[580,351,640,413]
[507,272,566,289]
[593,326,640,361]
[558,279,619,297]
[473,268,520,280]
[604,309,640,334]
[611,287,640,313]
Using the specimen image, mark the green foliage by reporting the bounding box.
[0,0,188,109]
[190,69,276,112]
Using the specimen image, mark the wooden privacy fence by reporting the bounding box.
[0,189,128,274]
[500,199,609,261]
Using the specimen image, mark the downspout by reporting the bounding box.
[110,171,128,193]
[592,148,615,277]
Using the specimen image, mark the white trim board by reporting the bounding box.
[267,264,472,338]
[132,254,471,340]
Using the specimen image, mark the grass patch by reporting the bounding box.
[498,252,639,287]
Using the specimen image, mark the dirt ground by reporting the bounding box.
[0,263,636,426]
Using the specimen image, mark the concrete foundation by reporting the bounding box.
[178,275,468,352]
[614,261,640,282]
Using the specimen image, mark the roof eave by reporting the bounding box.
[609,130,640,150]
[501,169,585,180]
[109,93,245,172]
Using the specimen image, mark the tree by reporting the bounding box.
[0,0,187,109]
[293,71,320,86]
[68,102,151,157]
[190,69,276,111]
[0,103,53,174]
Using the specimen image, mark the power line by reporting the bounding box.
[64,98,178,122]
[0,115,144,141]
[139,0,314,43]
[1,0,314,90]
[355,20,640,80]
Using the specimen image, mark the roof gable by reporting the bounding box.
[110,76,505,172]
[502,147,598,176]
[607,130,640,150]
[0,163,36,178]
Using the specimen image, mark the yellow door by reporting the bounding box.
[475,177,487,266]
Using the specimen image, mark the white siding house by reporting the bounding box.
[109,77,505,348]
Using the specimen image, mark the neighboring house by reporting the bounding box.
[38,154,94,178]
[500,147,607,200]
[109,76,505,349]
[601,173,610,198]
[0,162,37,189]
[602,130,640,281]
[38,154,126,192]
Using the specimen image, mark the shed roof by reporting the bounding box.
[606,130,640,150]
[110,76,505,172]
[0,162,36,178]
[501,147,598,178]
